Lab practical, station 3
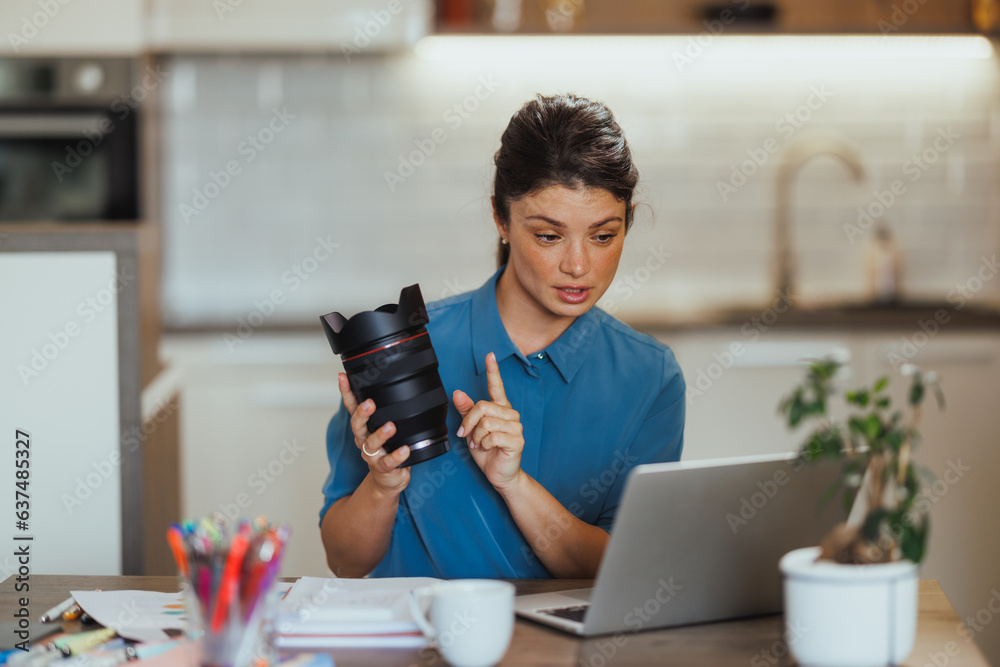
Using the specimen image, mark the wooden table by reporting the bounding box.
[2,576,989,666]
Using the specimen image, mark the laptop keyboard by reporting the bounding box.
[539,604,590,623]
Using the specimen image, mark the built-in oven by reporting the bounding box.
[0,58,139,222]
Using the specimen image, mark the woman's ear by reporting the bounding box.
[491,196,507,239]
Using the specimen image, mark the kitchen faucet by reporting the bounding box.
[774,129,866,302]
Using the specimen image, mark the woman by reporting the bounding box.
[320,93,685,579]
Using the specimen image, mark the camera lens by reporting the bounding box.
[320,285,450,466]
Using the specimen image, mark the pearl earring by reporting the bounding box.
[501,238,508,245]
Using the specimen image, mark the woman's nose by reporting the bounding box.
[560,242,590,278]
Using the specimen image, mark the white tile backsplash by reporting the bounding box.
[161,50,1000,327]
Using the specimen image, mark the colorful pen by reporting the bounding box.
[39,596,75,623]
[61,603,82,621]
[49,627,117,656]
[210,529,250,632]
[166,525,190,578]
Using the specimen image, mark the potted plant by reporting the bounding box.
[777,358,944,666]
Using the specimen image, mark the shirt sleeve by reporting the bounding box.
[318,404,370,526]
[595,347,686,531]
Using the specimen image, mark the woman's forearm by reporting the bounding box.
[500,470,609,578]
[320,473,401,577]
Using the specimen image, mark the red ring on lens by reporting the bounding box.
[341,331,428,362]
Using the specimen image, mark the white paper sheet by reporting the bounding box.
[71,590,186,642]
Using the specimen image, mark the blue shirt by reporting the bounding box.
[320,265,686,578]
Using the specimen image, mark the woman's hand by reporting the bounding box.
[453,352,524,492]
[337,372,411,496]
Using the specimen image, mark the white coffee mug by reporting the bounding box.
[408,579,515,667]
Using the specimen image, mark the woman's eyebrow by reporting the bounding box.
[525,215,623,228]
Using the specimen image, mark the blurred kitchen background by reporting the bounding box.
[2,0,1000,662]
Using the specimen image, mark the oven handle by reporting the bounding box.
[0,113,106,138]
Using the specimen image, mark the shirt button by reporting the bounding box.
[535,353,545,360]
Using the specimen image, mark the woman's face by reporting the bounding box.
[494,184,627,321]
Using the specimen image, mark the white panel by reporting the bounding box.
[0,0,143,56]
[0,252,122,574]
[148,0,432,51]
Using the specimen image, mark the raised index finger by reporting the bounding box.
[485,352,509,407]
[337,373,360,415]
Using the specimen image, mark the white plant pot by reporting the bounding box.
[779,546,918,667]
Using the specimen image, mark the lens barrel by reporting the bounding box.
[320,285,450,466]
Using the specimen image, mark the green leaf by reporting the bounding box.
[884,429,904,451]
[846,389,871,407]
[804,399,826,417]
[909,379,925,406]
[801,428,843,461]
[874,376,890,393]
[876,397,891,409]
[901,518,928,563]
[789,399,803,428]
[865,414,882,441]
[863,508,888,542]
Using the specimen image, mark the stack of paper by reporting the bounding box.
[274,577,440,648]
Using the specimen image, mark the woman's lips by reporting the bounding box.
[555,286,591,304]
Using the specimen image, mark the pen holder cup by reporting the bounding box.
[181,577,279,667]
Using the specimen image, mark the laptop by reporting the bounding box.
[514,452,842,636]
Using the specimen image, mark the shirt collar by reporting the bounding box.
[469,265,600,384]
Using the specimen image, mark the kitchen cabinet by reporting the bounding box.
[658,324,1000,664]
[865,332,1000,666]
[160,333,343,579]
[0,233,143,575]
[0,0,143,56]
[148,0,433,52]
[434,0,975,34]
[780,0,973,33]
[662,330,863,461]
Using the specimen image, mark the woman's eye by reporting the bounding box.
[595,233,617,243]
[536,234,560,243]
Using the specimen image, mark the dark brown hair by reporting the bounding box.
[492,93,639,267]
